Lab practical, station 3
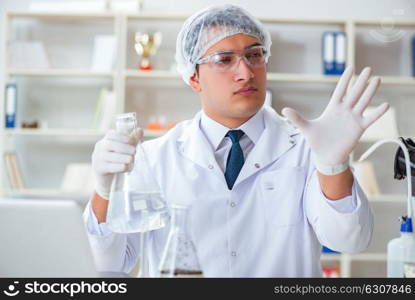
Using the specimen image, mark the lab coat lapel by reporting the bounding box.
[233,107,299,187]
[177,112,225,181]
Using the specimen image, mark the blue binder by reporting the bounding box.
[5,83,17,128]
[412,36,415,77]
[322,32,335,75]
[322,31,346,75]
[334,32,346,75]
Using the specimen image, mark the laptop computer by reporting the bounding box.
[0,198,100,277]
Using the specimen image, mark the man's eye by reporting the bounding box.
[246,51,263,59]
[213,55,234,65]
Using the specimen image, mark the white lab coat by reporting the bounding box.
[84,106,373,277]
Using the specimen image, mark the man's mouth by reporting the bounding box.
[234,86,258,95]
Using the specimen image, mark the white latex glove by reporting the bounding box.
[92,128,143,200]
[282,66,389,175]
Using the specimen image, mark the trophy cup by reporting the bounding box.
[134,31,162,71]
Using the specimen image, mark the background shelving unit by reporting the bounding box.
[2,11,120,199]
[1,11,415,277]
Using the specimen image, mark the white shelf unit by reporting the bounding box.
[1,11,415,277]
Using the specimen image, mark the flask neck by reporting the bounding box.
[171,205,191,234]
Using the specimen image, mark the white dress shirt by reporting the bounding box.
[199,109,264,173]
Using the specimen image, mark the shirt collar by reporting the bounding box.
[199,107,265,150]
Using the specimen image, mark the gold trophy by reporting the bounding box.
[134,31,162,71]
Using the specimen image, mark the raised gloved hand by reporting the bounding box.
[92,128,143,199]
[282,66,389,175]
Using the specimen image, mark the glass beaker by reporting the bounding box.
[158,204,203,277]
[106,112,170,234]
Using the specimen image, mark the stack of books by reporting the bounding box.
[3,152,24,190]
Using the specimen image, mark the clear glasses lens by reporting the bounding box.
[203,46,266,72]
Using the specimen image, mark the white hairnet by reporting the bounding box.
[175,4,272,85]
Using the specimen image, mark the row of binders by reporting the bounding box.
[323,33,415,76]
[322,31,346,75]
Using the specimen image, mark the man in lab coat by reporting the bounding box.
[84,4,389,277]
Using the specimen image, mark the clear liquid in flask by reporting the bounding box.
[108,189,169,233]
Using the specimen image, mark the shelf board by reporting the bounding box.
[8,68,114,78]
[267,72,341,83]
[354,19,415,27]
[368,194,407,203]
[4,128,105,136]
[379,76,415,86]
[124,70,415,86]
[125,69,180,79]
[125,70,343,83]
[126,15,347,25]
[347,253,387,261]
[127,13,189,21]
[3,188,91,199]
[259,17,346,26]
[321,252,387,261]
[358,136,398,143]
[7,69,415,86]
[4,128,166,138]
[359,134,415,143]
[7,11,115,21]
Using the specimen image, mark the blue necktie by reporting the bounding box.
[224,130,245,190]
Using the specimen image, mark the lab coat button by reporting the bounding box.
[254,163,260,169]
[231,251,237,257]
[289,139,295,144]
[230,202,236,207]
[208,164,214,169]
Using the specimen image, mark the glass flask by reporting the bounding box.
[106,112,170,233]
[158,204,203,277]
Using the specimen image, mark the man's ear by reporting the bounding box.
[189,73,202,93]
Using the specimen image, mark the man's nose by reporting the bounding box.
[233,57,254,81]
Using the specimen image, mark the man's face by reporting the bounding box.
[190,33,267,125]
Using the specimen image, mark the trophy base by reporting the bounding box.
[139,65,153,71]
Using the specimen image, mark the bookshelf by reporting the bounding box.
[2,11,415,278]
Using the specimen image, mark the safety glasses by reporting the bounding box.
[195,45,267,72]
